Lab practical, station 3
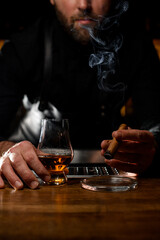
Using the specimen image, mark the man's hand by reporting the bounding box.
[101,129,156,174]
[0,141,51,190]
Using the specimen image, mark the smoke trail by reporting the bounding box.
[83,0,129,92]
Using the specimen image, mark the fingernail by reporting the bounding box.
[44,175,51,182]
[14,181,23,190]
[30,181,39,189]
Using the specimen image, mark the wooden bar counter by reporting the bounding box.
[0,176,160,240]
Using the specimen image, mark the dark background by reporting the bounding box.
[0,0,160,39]
[0,0,51,38]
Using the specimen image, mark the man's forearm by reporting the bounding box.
[0,141,16,156]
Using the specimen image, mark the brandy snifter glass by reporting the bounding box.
[38,118,73,185]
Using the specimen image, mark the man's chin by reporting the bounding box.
[70,28,91,45]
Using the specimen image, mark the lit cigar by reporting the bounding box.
[104,124,128,159]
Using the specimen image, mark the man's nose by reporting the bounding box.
[78,0,91,11]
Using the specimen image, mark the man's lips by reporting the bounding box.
[75,17,97,25]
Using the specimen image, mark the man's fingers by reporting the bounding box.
[117,141,155,154]
[113,129,154,143]
[101,140,111,148]
[105,159,139,173]
[1,157,24,190]
[23,150,51,182]
[9,152,39,189]
[112,151,139,163]
[18,141,51,182]
[0,141,52,189]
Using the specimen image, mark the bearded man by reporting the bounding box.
[0,0,160,189]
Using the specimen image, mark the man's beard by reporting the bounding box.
[54,6,100,45]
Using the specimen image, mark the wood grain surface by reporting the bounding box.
[0,177,160,240]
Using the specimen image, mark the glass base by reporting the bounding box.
[44,171,67,185]
[81,175,138,192]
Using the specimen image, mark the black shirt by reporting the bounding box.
[0,12,160,153]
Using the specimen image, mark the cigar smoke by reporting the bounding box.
[83,0,129,92]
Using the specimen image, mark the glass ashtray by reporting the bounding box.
[81,175,138,192]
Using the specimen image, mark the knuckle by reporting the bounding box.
[8,144,20,153]
[7,148,14,154]
[9,153,21,166]
[18,140,32,149]
[37,166,48,176]
[22,169,34,181]
[10,159,18,168]
[25,153,35,164]
[3,148,16,157]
